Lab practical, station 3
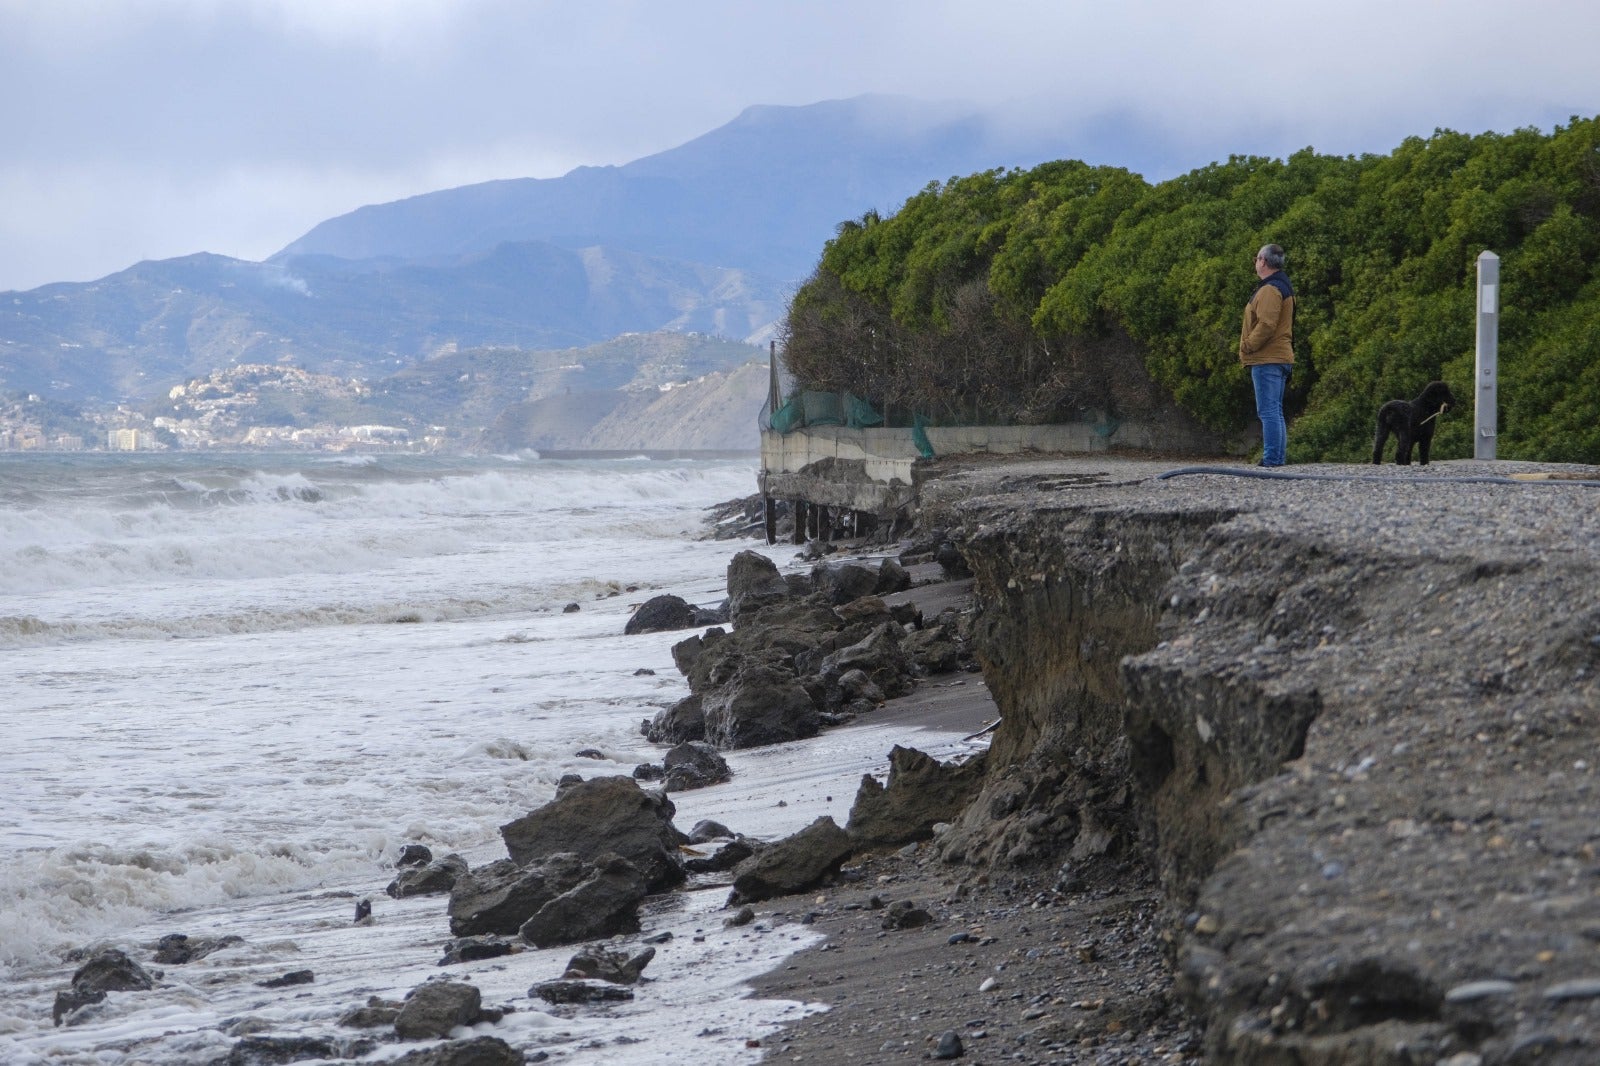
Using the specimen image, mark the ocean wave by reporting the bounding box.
[0,587,604,648]
[0,838,380,976]
[0,459,755,598]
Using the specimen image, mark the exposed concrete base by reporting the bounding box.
[758,420,1228,535]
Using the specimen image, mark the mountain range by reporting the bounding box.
[0,94,1170,447]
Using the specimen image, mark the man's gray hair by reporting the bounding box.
[1258,244,1286,270]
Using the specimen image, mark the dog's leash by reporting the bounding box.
[1417,403,1450,426]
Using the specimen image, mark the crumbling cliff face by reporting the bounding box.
[919,459,1600,1065]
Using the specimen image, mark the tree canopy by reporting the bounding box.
[781,118,1600,463]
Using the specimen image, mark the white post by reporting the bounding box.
[1475,251,1499,460]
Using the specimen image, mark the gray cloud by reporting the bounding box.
[1,0,1595,291]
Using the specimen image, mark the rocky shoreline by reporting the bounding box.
[44,455,1600,1065]
[43,521,999,1065]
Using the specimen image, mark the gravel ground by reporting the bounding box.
[746,851,1199,1066]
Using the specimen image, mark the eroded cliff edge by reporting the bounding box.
[917,457,1600,1064]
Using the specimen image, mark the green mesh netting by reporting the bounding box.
[911,413,935,458]
[768,391,931,456]
[770,390,880,431]
[847,394,883,428]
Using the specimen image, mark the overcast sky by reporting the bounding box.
[1,0,1595,293]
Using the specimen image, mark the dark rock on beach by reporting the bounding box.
[389,1036,527,1066]
[701,659,820,749]
[438,935,517,966]
[642,693,704,745]
[52,949,155,1026]
[728,815,854,905]
[387,853,468,898]
[847,744,987,849]
[646,548,969,752]
[817,620,914,702]
[151,932,243,965]
[880,898,933,930]
[726,549,792,622]
[661,739,731,791]
[394,979,483,1040]
[810,559,880,605]
[531,979,635,1005]
[338,996,403,1029]
[257,969,314,989]
[517,852,648,948]
[221,1034,369,1065]
[396,843,433,868]
[447,854,590,937]
[561,944,656,984]
[631,760,665,781]
[623,593,697,634]
[683,835,760,874]
[499,775,685,892]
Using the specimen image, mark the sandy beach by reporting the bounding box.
[703,558,1201,1065]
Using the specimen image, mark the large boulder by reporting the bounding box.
[394,980,483,1040]
[810,560,881,605]
[387,853,468,898]
[643,694,705,745]
[739,601,853,660]
[683,835,760,873]
[562,944,656,984]
[819,622,916,700]
[701,662,819,749]
[446,854,588,937]
[662,740,731,791]
[518,853,649,948]
[728,816,855,904]
[532,980,634,1004]
[902,624,963,675]
[390,1037,525,1066]
[833,595,894,627]
[499,776,685,892]
[624,594,698,635]
[671,628,742,695]
[339,996,403,1029]
[875,557,913,596]
[437,936,516,966]
[52,949,155,1026]
[848,746,988,849]
[726,550,790,623]
[222,1035,363,1064]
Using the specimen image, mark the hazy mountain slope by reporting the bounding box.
[577,361,770,451]
[0,245,781,404]
[476,390,631,452]
[274,95,1085,282]
[476,360,769,453]
[368,332,766,433]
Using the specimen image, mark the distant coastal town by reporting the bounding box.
[0,363,446,453]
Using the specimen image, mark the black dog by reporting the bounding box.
[1372,380,1456,465]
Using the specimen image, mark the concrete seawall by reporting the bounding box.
[757,418,1225,520]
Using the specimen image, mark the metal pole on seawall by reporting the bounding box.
[1475,250,1499,460]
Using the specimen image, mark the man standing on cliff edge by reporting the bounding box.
[1239,243,1296,467]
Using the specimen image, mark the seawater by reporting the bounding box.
[0,452,960,1065]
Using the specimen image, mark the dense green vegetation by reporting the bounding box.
[782,119,1600,462]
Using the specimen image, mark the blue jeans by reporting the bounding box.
[1251,363,1292,466]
